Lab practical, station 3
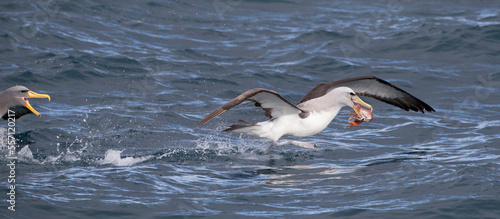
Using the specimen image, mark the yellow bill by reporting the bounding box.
[24,99,41,117]
[352,95,372,118]
[19,90,51,117]
[28,90,51,101]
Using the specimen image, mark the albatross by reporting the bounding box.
[1,86,51,120]
[198,76,435,152]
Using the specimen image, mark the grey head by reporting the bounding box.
[0,86,51,120]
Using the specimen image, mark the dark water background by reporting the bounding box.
[1,0,500,218]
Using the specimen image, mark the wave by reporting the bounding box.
[292,30,352,43]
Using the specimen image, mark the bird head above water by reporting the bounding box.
[1,86,51,120]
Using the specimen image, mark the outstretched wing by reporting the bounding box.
[298,76,435,113]
[198,88,306,126]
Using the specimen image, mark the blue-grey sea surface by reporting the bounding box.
[1,0,500,218]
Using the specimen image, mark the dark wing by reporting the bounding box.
[198,88,305,126]
[2,106,33,120]
[298,76,435,113]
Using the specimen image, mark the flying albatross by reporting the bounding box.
[198,76,435,152]
[1,86,51,120]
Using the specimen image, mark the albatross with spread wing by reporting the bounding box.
[198,76,434,152]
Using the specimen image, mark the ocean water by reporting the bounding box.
[1,0,500,218]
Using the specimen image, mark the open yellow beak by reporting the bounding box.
[28,90,51,101]
[20,90,51,117]
[352,95,373,118]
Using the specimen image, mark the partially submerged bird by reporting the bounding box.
[0,86,51,120]
[198,76,435,152]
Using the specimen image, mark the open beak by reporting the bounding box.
[352,95,372,118]
[28,90,51,101]
[19,90,51,117]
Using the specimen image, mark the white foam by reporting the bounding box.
[42,153,81,164]
[98,149,153,166]
[195,133,287,161]
[39,137,90,164]
[18,145,34,161]
[196,134,268,155]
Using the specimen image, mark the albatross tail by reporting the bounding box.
[222,120,273,139]
[223,120,257,132]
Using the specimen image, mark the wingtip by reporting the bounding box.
[425,105,436,113]
[197,118,210,127]
[421,107,436,114]
[198,109,227,127]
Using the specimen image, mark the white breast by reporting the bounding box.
[263,108,340,139]
[292,110,339,137]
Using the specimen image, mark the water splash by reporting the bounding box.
[98,149,154,166]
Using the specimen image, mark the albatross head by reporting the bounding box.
[1,86,51,118]
[335,87,373,119]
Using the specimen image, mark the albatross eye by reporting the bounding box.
[349,92,355,96]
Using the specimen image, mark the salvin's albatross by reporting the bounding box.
[1,86,51,120]
[198,76,435,152]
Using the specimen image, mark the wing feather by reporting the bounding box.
[198,88,304,126]
[299,76,435,113]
